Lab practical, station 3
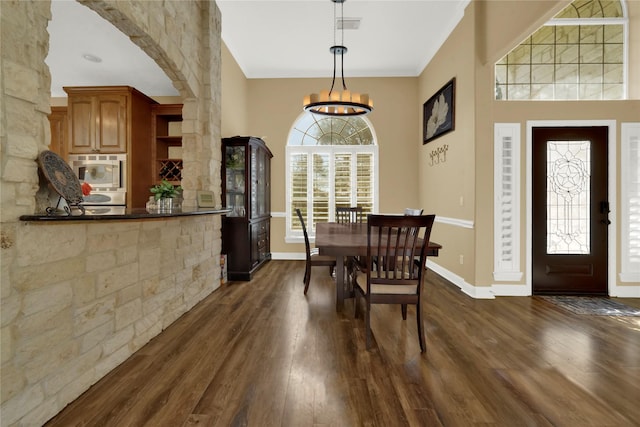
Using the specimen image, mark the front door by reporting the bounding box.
[532,126,609,295]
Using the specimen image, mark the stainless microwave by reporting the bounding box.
[68,154,126,191]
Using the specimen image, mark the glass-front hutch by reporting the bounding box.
[222,136,272,280]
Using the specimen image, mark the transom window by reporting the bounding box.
[286,113,378,240]
[495,0,627,100]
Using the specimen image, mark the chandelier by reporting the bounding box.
[302,0,373,116]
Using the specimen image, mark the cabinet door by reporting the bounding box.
[68,94,127,154]
[251,145,269,218]
[251,219,269,267]
[48,107,67,159]
[68,96,94,153]
[250,221,261,268]
[96,95,127,153]
[225,145,247,217]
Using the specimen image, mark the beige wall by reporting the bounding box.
[221,0,640,293]
[237,76,421,255]
[417,2,478,284]
[221,41,249,138]
[422,0,640,291]
[0,1,223,425]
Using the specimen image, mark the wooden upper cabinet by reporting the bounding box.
[64,87,138,154]
[63,86,158,208]
[95,94,127,153]
[48,106,68,159]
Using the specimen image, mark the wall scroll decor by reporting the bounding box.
[423,78,455,144]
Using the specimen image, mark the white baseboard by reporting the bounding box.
[491,284,531,296]
[425,260,494,299]
[611,285,640,298]
[270,254,639,299]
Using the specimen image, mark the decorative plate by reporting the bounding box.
[37,150,83,204]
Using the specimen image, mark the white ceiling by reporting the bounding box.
[48,0,468,98]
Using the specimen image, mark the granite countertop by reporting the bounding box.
[20,207,232,221]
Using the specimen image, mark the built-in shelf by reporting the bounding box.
[152,104,183,184]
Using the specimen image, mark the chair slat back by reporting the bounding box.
[367,214,436,284]
[295,208,311,259]
[336,206,365,224]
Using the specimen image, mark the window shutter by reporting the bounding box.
[356,153,374,213]
[494,123,522,282]
[290,153,308,232]
[621,123,640,281]
[312,153,330,228]
[334,153,352,208]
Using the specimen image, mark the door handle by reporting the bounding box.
[600,201,610,214]
[600,219,611,225]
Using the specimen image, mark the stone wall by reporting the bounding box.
[0,1,223,425]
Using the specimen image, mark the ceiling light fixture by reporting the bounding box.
[81,53,102,63]
[303,0,373,116]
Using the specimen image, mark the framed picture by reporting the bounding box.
[423,78,455,144]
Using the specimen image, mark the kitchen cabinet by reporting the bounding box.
[151,104,183,185]
[64,86,156,154]
[64,86,157,208]
[222,136,272,281]
[48,106,68,159]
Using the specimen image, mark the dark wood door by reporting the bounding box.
[532,126,609,295]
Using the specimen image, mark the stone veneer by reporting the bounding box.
[0,1,223,425]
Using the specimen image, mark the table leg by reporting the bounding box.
[335,255,345,311]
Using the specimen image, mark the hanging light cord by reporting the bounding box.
[339,0,347,91]
[329,0,347,95]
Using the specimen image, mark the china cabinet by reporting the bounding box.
[222,136,273,280]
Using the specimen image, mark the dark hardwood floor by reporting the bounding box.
[46,261,640,426]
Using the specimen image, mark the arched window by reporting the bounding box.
[286,113,378,240]
[495,0,627,100]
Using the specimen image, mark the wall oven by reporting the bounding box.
[68,154,127,207]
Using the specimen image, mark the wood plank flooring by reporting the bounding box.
[45,261,640,426]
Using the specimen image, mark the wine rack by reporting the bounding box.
[158,159,183,181]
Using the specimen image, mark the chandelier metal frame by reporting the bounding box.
[302,0,373,116]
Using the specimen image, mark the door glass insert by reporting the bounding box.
[547,140,591,254]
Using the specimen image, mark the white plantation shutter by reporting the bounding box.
[334,153,352,208]
[291,153,308,230]
[286,113,378,240]
[494,123,522,281]
[356,153,374,213]
[312,153,330,227]
[621,123,640,281]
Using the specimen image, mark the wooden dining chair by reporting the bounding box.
[404,208,424,216]
[404,207,425,272]
[296,208,336,295]
[354,214,436,352]
[336,206,365,224]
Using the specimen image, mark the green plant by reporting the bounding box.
[150,179,182,201]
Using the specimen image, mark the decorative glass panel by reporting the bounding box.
[494,0,625,100]
[546,140,591,254]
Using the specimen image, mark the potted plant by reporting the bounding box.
[150,179,182,211]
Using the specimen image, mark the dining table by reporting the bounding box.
[315,222,442,311]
